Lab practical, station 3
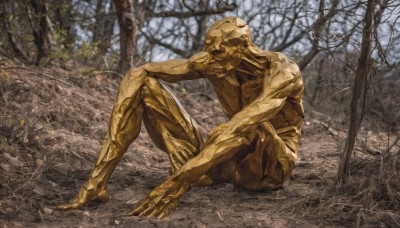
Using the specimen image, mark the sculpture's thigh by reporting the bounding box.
[234,122,297,191]
[141,77,204,171]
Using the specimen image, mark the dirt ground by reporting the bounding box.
[0,63,399,227]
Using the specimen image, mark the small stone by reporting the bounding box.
[43,207,53,214]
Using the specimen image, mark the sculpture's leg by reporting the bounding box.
[58,69,147,210]
[140,77,204,173]
[233,121,298,191]
[59,70,210,211]
[128,120,300,218]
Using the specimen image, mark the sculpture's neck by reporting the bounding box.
[235,47,269,78]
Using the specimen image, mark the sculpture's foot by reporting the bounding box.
[192,173,214,187]
[57,186,110,210]
[129,179,190,219]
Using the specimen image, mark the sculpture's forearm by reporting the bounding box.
[222,97,286,137]
[169,125,248,183]
[169,65,301,184]
[218,61,301,138]
[139,51,208,83]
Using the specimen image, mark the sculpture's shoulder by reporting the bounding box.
[258,51,304,100]
[262,51,300,74]
[263,51,288,62]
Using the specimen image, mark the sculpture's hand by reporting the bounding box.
[57,186,110,210]
[129,179,190,219]
[168,140,198,173]
[169,148,195,173]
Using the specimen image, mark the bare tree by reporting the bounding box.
[27,0,53,65]
[113,0,138,73]
[92,0,115,55]
[336,0,376,185]
[0,2,29,61]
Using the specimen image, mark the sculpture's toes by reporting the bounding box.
[57,187,110,211]
[57,198,86,211]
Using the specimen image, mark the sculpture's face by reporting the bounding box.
[204,34,241,78]
[203,17,251,78]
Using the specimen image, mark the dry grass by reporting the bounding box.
[0,57,399,227]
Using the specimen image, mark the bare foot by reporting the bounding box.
[192,173,214,187]
[58,186,110,210]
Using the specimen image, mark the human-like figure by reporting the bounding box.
[58,17,304,219]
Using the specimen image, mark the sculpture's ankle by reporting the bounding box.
[82,179,110,201]
[97,188,110,201]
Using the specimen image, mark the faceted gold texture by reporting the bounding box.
[58,16,305,219]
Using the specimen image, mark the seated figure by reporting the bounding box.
[58,16,305,219]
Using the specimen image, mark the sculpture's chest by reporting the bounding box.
[207,74,264,117]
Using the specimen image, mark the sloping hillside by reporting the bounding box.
[0,62,399,227]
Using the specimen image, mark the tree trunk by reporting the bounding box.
[336,0,375,186]
[53,0,74,50]
[113,0,138,74]
[30,0,53,65]
[93,0,115,55]
[1,3,29,62]
[311,57,325,106]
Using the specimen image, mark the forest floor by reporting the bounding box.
[0,61,399,227]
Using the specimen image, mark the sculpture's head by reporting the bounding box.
[204,17,254,77]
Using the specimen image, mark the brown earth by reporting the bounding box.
[0,62,399,227]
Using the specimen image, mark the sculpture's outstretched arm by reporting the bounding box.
[139,51,208,83]
[131,58,304,219]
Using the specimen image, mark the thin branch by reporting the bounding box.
[141,31,190,57]
[151,4,236,18]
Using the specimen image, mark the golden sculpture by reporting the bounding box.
[58,16,304,219]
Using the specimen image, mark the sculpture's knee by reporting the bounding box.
[118,68,147,94]
[278,146,297,181]
[143,75,163,92]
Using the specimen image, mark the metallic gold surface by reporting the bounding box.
[58,17,304,219]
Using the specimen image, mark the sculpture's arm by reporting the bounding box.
[212,59,302,139]
[175,58,303,182]
[138,51,209,83]
[131,58,303,219]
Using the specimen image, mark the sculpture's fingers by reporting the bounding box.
[179,149,191,161]
[157,203,176,219]
[126,205,144,216]
[157,212,167,219]
[149,200,173,219]
[147,206,163,218]
[138,205,154,217]
[173,153,186,165]
[171,155,182,172]
[130,200,148,215]
[171,163,178,173]
[169,154,180,172]
[185,149,195,158]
